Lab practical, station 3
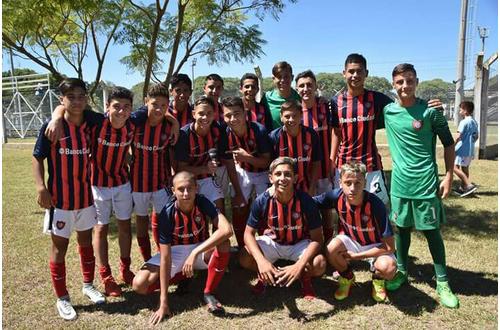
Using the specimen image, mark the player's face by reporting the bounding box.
[193,103,214,130]
[146,96,169,123]
[107,98,132,126]
[273,70,293,94]
[392,71,418,100]
[170,82,192,107]
[240,79,259,102]
[223,106,246,131]
[173,177,197,206]
[280,108,301,130]
[343,63,368,90]
[204,80,223,100]
[459,107,466,118]
[269,164,296,193]
[296,77,317,103]
[60,87,87,115]
[340,172,365,202]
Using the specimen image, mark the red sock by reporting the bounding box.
[232,206,248,248]
[137,236,151,262]
[151,213,160,251]
[146,279,160,294]
[323,226,334,243]
[170,272,187,285]
[300,275,316,300]
[50,261,68,298]
[119,257,131,272]
[78,245,95,284]
[99,265,112,281]
[204,250,230,294]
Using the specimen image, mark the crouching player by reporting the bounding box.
[239,157,326,300]
[33,78,105,320]
[133,172,233,324]
[314,162,396,302]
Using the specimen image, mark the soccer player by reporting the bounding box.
[169,73,194,127]
[239,72,273,132]
[295,70,336,242]
[268,100,322,197]
[314,162,396,302]
[33,78,105,320]
[453,101,478,197]
[203,73,225,123]
[261,61,301,129]
[175,96,246,213]
[383,63,459,308]
[132,171,233,324]
[221,96,272,248]
[239,157,326,299]
[131,83,174,263]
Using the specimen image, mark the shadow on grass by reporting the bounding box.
[441,203,497,239]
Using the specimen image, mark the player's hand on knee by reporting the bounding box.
[257,260,279,286]
[182,253,196,278]
[276,264,302,287]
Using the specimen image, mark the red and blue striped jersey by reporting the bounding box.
[174,122,230,180]
[33,119,93,210]
[247,190,322,245]
[158,194,219,245]
[268,125,322,192]
[301,98,332,179]
[226,121,271,173]
[314,188,393,246]
[168,103,193,128]
[245,101,273,132]
[130,118,172,192]
[330,90,392,171]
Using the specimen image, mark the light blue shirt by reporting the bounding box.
[455,116,478,157]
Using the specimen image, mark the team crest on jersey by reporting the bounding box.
[318,113,324,121]
[362,215,369,223]
[364,101,372,109]
[248,139,255,147]
[194,214,202,223]
[292,212,300,220]
[303,144,310,151]
[161,134,168,141]
[412,120,423,131]
[56,221,65,230]
[257,114,263,120]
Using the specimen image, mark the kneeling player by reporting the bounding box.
[239,157,326,300]
[314,162,396,302]
[132,172,233,325]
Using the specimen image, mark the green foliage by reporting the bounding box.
[417,79,455,102]
[315,72,345,99]
[365,76,393,96]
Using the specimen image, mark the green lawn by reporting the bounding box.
[3,143,498,329]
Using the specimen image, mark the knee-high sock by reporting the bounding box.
[99,265,112,281]
[151,213,160,251]
[50,261,68,298]
[137,236,151,262]
[78,245,95,284]
[395,226,412,273]
[204,250,230,294]
[423,229,448,282]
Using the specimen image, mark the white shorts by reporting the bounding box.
[214,165,230,195]
[92,183,133,224]
[455,155,473,167]
[231,166,269,203]
[132,189,170,216]
[146,243,209,276]
[335,169,389,206]
[315,178,333,195]
[197,176,224,203]
[43,206,97,239]
[335,234,396,272]
[256,235,310,263]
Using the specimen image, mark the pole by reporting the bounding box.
[191,58,197,104]
[454,0,468,127]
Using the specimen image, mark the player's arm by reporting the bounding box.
[182,213,233,278]
[164,111,180,145]
[276,227,323,287]
[308,161,320,196]
[230,149,271,169]
[32,156,53,209]
[44,105,66,142]
[330,127,341,164]
[150,243,172,325]
[431,109,455,199]
[345,236,395,260]
[243,224,280,285]
[221,158,246,207]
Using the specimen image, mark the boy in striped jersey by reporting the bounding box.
[203,73,225,123]
[239,73,273,132]
[133,172,233,324]
[314,162,396,303]
[168,73,194,128]
[239,157,326,299]
[33,78,105,320]
[221,96,272,248]
[269,100,322,197]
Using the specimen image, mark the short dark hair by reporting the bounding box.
[459,101,474,114]
[272,61,293,78]
[392,63,417,77]
[107,86,133,104]
[280,100,301,114]
[344,53,367,70]
[295,70,316,84]
[240,73,259,87]
[193,95,215,110]
[170,73,192,90]
[146,83,169,98]
[59,78,87,95]
[269,156,296,175]
[221,96,244,109]
[205,73,224,87]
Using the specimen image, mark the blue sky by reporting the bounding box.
[4,0,498,90]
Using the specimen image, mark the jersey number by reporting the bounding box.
[373,182,382,194]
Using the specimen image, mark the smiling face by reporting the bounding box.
[240,78,259,103]
[223,105,246,133]
[107,98,132,128]
[280,107,301,133]
[272,70,293,95]
[269,163,296,194]
[204,79,223,100]
[172,173,197,210]
[296,76,317,103]
[145,96,169,125]
[343,62,368,92]
[392,71,418,102]
[192,103,215,133]
[170,81,192,109]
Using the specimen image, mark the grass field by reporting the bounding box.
[2,143,498,329]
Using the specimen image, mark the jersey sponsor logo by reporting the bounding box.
[133,141,167,151]
[339,114,375,124]
[56,221,65,230]
[412,119,423,131]
[279,147,288,152]
[340,217,375,232]
[292,212,300,220]
[269,224,303,231]
[364,101,372,109]
[257,113,263,120]
[58,147,90,155]
[296,156,310,162]
[247,139,255,147]
[174,226,203,238]
[59,136,71,141]
[97,137,132,147]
